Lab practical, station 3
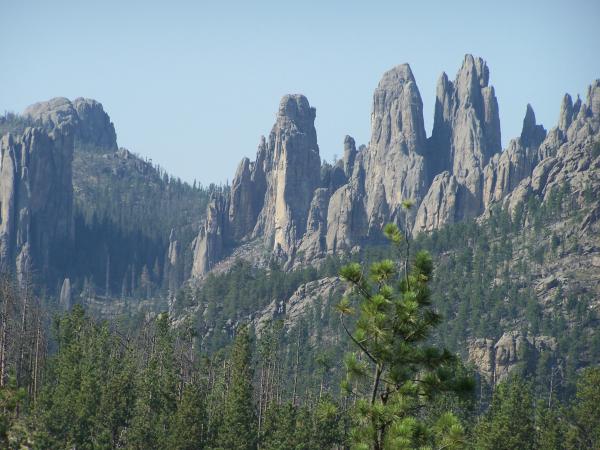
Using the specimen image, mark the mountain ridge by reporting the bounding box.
[189,54,600,281]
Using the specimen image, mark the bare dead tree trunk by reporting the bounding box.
[292,330,300,406]
[258,363,265,435]
[16,282,29,390]
[0,277,10,387]
[105,252,111,297]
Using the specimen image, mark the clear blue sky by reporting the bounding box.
[1,0,599,184]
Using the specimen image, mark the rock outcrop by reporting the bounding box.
[192,195,229,277]
[502,79,600,214]
[191,56,600,284]
[413,172,461,231]
[71,98,118,151]
[24,97,117,151]
[253,95,321,257]
[191,95,322,277]
[252,276,343,336]
[362,64,429,227]
[164,229,183,294]
[415,55,502,232]
[468,331,557,384]
[59,278,72,310]
[0,122,74,281]
[481,105,546,208]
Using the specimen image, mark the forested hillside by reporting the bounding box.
[1,224,599,448]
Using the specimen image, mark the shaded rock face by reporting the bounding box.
[228,157,260,241]
[413,171,461,231]
[468,331,557,384]
[164,229,183,294]
[72,98,118,151]
[252,276,342,337]
[297,188,330,260]
[0,96,118,283]
[192,195,229,277]
[0,124,74,282]
[342,135,357,178]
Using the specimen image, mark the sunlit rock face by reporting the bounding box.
[191,57,600,280]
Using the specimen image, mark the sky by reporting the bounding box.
[1,0,599,185]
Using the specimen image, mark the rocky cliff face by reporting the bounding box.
[253,95,321,257]
[501,80,600,215]
[0,118,75,281]
[414,55,502,232]
[192,194,229,277]
[191,95,322,277]
[468,331,557,384]
[190,55,600,281]
[24,97,117,152]
[1,96,207,298]
[191,63,436,276]
[362,64,429,227]
[481,105,546,209]
[191,55,502,274]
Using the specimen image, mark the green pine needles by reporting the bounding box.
[337,221,474,450]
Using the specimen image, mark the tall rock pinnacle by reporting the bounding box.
[415,55,502,232]
[363,63,429,229]
[252,94,321,256]
[191,94,322,277]
[431,54,501,187]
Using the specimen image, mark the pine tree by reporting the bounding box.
[535,402,568,450]
[474,377,536,450]
[0,374,27,448]
[169,379,208,450]
[260,402,298,449]
[216,325,257,449]
[337,220,473,449]
[128,313,177,449]
[34,305,133,449]
[566,367,600,449]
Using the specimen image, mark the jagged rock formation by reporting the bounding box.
[191,95,322,277]
[481,105,546,208]
[164,229,183,294]
[415,55,502,232]
[0,119,75,281]
[191,55,600,280]
[24,97,117,152]
[361,64,430,226]
[252,276,343,337]
[192,195,229,277]
[59,278,72,310]
[502,79,600,215]
[468,331,557,384]
[191,61,443,276]
[1,96,208,299]
[254,94,321,257]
